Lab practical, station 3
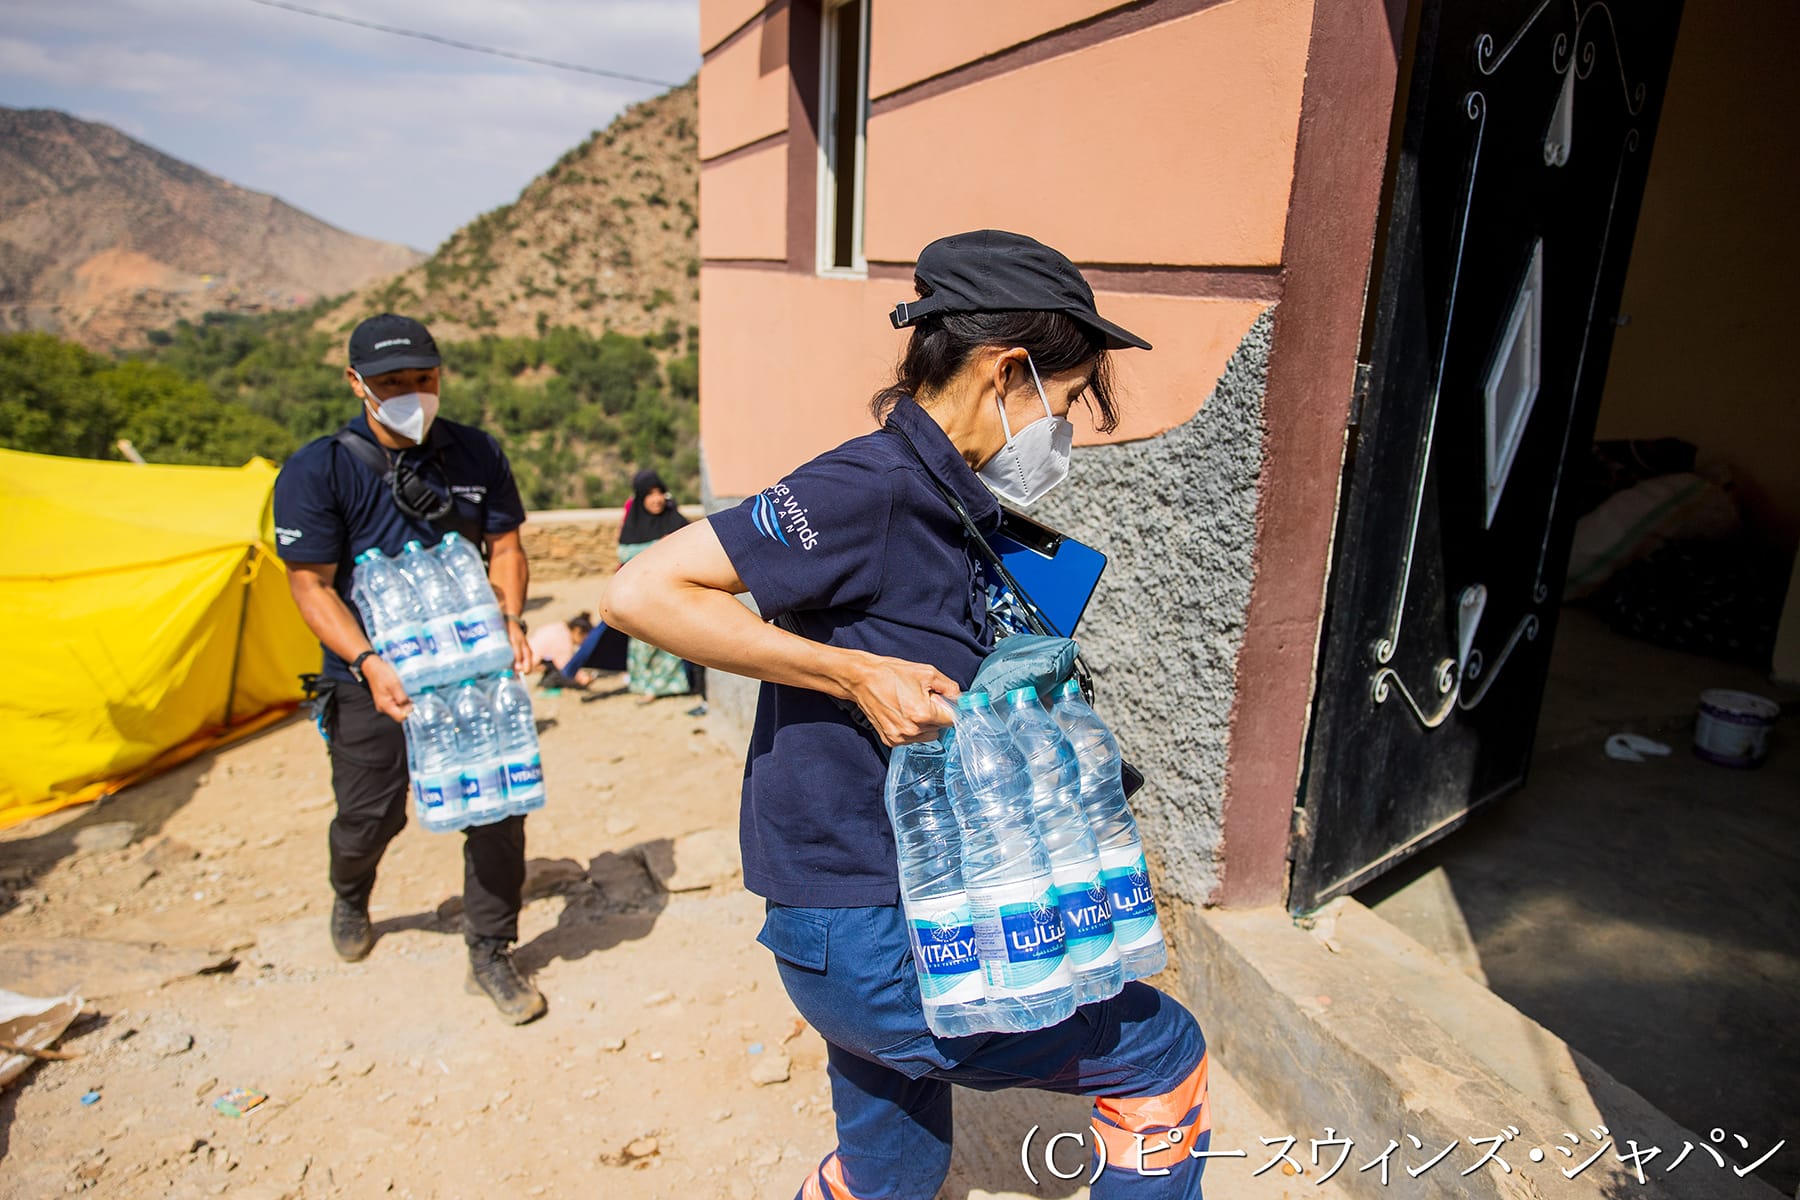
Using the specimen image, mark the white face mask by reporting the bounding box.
[358,373,439,443]
[977,355,1074,508]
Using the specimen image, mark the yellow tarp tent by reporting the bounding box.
[0,448,318,829]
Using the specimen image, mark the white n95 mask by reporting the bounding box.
[977,355,1073,508]
[359,373,440,443]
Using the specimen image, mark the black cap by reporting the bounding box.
[889,230,1151,351]
[348,313,441,377]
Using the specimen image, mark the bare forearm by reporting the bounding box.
[615,580,866,701]
[489,542,528,616]
[295,581,374,665]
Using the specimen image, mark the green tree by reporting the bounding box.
[0,333,117,458]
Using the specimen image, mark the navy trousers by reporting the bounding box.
[759,903,1209,1199]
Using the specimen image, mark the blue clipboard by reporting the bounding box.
[986,509,1107,638]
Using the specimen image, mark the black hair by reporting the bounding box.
[870,282,1119,433]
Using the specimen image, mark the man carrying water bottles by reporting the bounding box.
[272,313,546,1025]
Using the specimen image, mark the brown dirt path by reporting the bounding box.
[0,584,1335,1200]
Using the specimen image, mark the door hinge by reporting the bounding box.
[1347,362,1372,429]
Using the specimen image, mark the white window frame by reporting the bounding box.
[816,0,871,277]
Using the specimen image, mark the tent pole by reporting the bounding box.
[222,548,253,727]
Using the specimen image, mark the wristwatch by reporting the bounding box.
[349,648,379,683]
[504,612,528,634]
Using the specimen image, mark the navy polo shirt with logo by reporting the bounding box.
[711,396,1001,908]
[272,414,526,682]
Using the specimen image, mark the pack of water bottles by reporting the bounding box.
[350,534,546,833]
[885,681,1165,1037]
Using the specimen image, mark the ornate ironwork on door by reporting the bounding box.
[1291,0,1684,912]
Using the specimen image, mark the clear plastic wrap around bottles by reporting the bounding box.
[888,685,1163,1036]
[354,535,549,832]
[885,740,988,1037]
[438,532,513,677]
[1049,680,1166,982]
[996,685,1123,1006]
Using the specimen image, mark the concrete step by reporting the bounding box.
[1177,897,1785,1200]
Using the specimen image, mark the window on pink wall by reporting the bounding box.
[818,0,870,274]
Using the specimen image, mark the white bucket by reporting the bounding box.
[1693,689,1780,768]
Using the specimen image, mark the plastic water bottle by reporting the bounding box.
[350,549,432,693]
[1049,680,1167,981]
[490,670,545,815]
[997,686,1123,1006]
[436,532,512,676]
[398,540,468,688]
[945,692,1074,1032]
[885,738,987,1037]
[404,689,467,833]
[449,679,508,826]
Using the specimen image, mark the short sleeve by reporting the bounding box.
[271,443,345,564]
[482,433,527,534]
[711,453,894,621]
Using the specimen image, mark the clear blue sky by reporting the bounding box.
[0,0,700,252]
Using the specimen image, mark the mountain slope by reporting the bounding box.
[344,80,698,343]
[0,107,422,351]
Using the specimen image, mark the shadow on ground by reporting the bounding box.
[360,840,675,976]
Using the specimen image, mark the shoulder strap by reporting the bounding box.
[334,429,394,482]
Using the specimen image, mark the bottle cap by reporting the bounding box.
[956,691,991,712]
[404,539,423,552]
[1053,679,1082,700]
[499,669,515,679]
[1004,685,1038,705]
[353,551,368,564]
[442,532,462,544]
[459,678,478,687]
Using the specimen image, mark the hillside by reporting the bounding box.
[0,108,422,351]
[340,80,698,344]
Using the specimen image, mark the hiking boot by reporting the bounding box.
[465,938,546,1025]
[330,898,374,962]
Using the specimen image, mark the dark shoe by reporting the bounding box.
[330,898,374,962]
[465,938,546,1025]
[537,665,585,692]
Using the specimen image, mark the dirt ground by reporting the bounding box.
[0,583,1337,1200]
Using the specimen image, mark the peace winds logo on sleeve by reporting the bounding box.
[750,484,819,550]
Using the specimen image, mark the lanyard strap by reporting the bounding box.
[884,423,1095,702]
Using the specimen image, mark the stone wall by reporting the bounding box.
[519,518,621,583]
[1033,310,1272,907]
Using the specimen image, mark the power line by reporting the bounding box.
[244,0,684,89]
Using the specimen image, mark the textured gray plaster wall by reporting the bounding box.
[1033,309,1272,907]
[699,310,1272,904]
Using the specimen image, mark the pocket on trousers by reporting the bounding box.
[756,904,829,972]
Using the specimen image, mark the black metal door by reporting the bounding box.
[1291,0,1685,911]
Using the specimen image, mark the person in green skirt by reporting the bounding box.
[616,469,692,702]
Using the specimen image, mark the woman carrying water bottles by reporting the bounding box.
[605,231,1209,1199]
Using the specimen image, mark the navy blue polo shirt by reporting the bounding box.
[711,396,1001,907]
[272,414,526,682]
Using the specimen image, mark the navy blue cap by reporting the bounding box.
[348,313,441,377]
[890,230,1151,351]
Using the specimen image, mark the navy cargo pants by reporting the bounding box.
[760,903,1209,1199]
